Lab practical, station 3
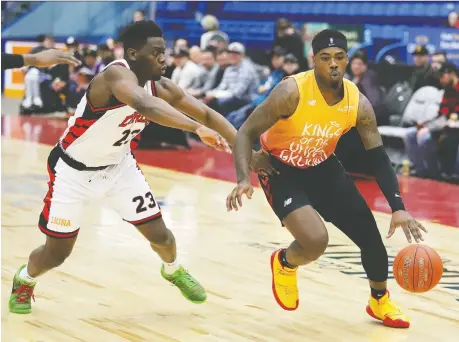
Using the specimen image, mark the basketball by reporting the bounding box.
[393,245,443,293]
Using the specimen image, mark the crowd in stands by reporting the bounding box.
[15,10,459,183]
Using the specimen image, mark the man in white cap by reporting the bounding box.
[204,42,259,115]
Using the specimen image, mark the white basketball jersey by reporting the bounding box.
[59,59,157,167]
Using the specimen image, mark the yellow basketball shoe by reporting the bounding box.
[366,291,410,328]
[270,249,299,311]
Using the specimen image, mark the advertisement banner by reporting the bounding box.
[406,28,459,66]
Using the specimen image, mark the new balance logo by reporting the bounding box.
[284,198,292,207]
[308,100,316,106]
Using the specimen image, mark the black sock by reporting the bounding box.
[371,287,387,300]
[279,249,296,269]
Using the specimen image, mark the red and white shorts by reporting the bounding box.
[39,145,161,238]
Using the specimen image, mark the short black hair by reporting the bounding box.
[203,46,217,58]
[350,50,368,64]
[120,20,163,54]
[432,50,447,58]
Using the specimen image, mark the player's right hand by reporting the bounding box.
[226,181,254,212]
[195,126,230,152]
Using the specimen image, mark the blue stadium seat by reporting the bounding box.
[359,2,373,16]
[323,2,335,15]
[371,3,386,17]
[346,3,360,16]
[398,3,411,16]
[412,3,426,17]
[386,3,398,17]
[335,2,348,16]
[311,3,323,15]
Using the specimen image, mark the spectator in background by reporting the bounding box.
[65,37,83,83]
[349,51,386,125]
[204,42,259,115]
[186,47,221,98]
[431,50,448,71]
[170,48,201,89]
[83,48,104,74]
[409,45,440,92]
[65,37,82,61]
[189,45,202,65]
[164,38,189,79]
[226,53,299,129]
[207,35,228,52]
[21,45,47,111]
[273,18,308,71]
[21,35,56,112]
[200,14,229,50]
[257,47,286,95]
[41,34,55,49]
[66,66,94,114]
[404,62,459,179]
[447,11,458,28]
[436,63,459,178]
[98,43,115,67]
[174,38,189,51]
[133,10,145,23]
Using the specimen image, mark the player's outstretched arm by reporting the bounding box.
[2,50,80,70]
[104,66,227,150]
[157,77,236,149]
[355,93,427,243]
[226,78,299,211]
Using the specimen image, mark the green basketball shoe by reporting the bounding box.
[160,265,207,304]
[9,264,36,314]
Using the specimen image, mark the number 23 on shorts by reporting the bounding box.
[133,192,157,213]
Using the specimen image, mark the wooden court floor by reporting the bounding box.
[2,138,459,342]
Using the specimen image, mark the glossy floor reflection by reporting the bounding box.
[2,116,459,342]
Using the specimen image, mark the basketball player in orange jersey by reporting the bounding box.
[9,20,269,314]
[226,29,427,328]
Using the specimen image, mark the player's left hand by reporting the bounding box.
[27,49,81,67]
[387,210,428,243]
[195,126,231,152]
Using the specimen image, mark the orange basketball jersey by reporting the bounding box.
[260,70,360,168]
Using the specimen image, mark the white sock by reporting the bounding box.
[19,265,36,283]
[163,257,180,275]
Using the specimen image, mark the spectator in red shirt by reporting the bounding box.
[447,11,459,29]
[404,62,459,179]
[436,62,459,177]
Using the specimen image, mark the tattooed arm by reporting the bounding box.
[356,93,427,243]
[226,78,299,211]
[355,92,384,150]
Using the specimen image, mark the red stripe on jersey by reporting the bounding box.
[130,132,142,150]
[42,163,56,221]
[39,224,80,239]
[127,212,162,225]
[61,118,97,150]
[151,81,157,96]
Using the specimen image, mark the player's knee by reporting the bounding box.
[307,232,329,261]
[148,226,174,247]
[298,231,329,262]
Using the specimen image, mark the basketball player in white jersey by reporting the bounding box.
[9,20,265,314]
